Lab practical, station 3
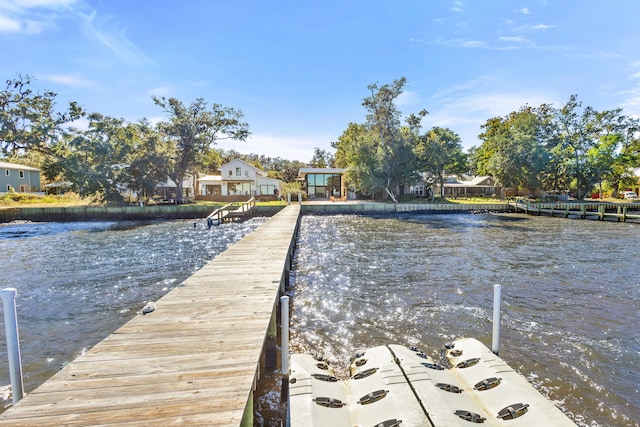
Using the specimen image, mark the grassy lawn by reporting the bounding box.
[395,196,507,204]
[3,193,634,209]
[0,192,96,208]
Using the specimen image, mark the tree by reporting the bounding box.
[334,122,380,198]
[153,96,250,201]
[333,78,424,202]
[44,114,131,203]
[0,75,84,157]
[476,106,550,195]
[361,77,420,202]
[310,147,334,168]
[124,120,172,200]
[44,113,168,203]
[554,94,598,199]
[415,127,467,198]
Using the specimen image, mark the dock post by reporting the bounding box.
[287,193,291,206]
[492,285,501,356]
[297,193,302,205]
[280,295,290,426]
[1,288,24,404]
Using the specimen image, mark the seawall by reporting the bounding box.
[0,202,512,223]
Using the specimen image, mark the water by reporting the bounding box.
[0,213,638,426]
[0,218,266,408]
[288,213,639,427]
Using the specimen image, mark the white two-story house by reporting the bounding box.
[198,159,283,200]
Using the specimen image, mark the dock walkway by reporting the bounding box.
[0,204,301,426]
[510,200,640,222]
[206,198,257,226]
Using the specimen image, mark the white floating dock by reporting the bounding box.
[289,338,576,426]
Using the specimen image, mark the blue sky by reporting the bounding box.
[2,0,640,162]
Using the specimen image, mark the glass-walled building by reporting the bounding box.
[298,167,347,199]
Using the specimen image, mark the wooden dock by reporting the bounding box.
[206,198,257,226]
[0,204,301,426]
[510,201,640,222]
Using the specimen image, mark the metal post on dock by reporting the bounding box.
[1,288,24,404]
[492,284,501,355]
[280,295,290,426]
[287,193,291,206]
[297,193,302,205]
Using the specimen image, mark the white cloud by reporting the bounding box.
[514,23,556,32]
[451,0,463,12]
[233,133,333,162]
[148,86,172,97]
[515,8,530,15]
[82,11,151,67]
[0,0,77,34]
[10,0,77,8]
[428,90,558,149]
[499,36,528,43]
[434,38,487,49]
[397,90,420,107]
[462,40,487,48]
[532,24,555,30]
[44,72,94,87]
[0,13,20,31]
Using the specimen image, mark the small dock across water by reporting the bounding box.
[206,198,257,226]
[510,200,640,222]
[0,204,301,426]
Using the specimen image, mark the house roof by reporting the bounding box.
[0,161,40,172]
[298,167,347,176]
[218,159,266,176]
[444,176,497,188]
[198,175,222,183]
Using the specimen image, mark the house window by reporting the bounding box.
[228,170,233,177]
[19,185,26,192]
[4,169,9,176]
[259,185,275,195]
[245,170,249,177]
[6,185,11,191]
[227,182,251,195]
[19,170,24,178]
[305,173,342,198]
[236,167,241,176]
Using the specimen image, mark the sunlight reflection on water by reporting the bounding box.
[289,213,640,427]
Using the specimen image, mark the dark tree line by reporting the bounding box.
[332,78,640,201]
[473,96,640,198]
[0,76,259,203]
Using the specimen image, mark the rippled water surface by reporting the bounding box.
[0,217,265,409]
[290,213,640,427]
[1,213,638,426]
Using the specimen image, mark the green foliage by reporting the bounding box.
[0,192,88,206]
[310,147,334,168]
[475,97,640,198]
[415,126,467,198]
[476,106,550,193]
[153,96,250,200]
[333,78,425,202]
[0,75,84,156]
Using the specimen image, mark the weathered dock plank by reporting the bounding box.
[0,204,301,426]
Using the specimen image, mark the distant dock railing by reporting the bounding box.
[509,200,640,222]
[206,197,256,227]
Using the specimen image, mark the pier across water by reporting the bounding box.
[0,204,300,426]
[510,200,640,222]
